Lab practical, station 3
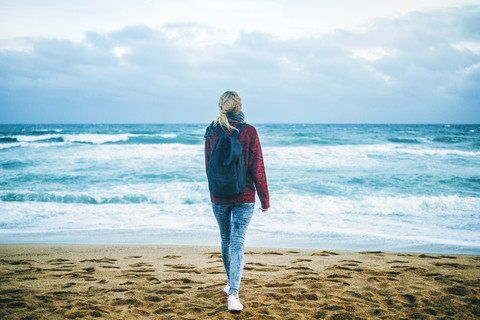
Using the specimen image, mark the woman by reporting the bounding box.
[204,90,269,312]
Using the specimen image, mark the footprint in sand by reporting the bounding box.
[165,265,201,274]
[265,281,293,288]
[204,252,222,259]
[311,251,339,256]
[81,257,117,264]
[425,272,441,277]
[246,262,267,266]
[359,251,384,255]
[145,295,162,302]
[444,285,470,296]
[99,265,120,269]
[164,264,194,269]
[287,266,313,271]
[148,277,161,283]
[165,277,204,284]
[434,262,468,269]
[296,273,320,281]
[205,269,223,274]
[339,259,363,264]
[292,259,312,263]
[162,255,181,259]
[111,298,139,306]
[341,290,363,299]
[128,262,153,268]
[396,266,427,273]
[327,273,353,279]
[332,265,357,271]
[62,282,76,288]
[398,294,417,305]
[47,258,71,264]
[5,301,27,309]
[123,267,155,274]
[418,254,440,259]
[0,259,34,265]
[246,266,280,272]
[207,259,223,264]
[155,289,185,295]
[387,260,409,264]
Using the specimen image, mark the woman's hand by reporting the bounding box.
[260,207,268,212]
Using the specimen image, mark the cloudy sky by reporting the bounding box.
[0,0,479,123]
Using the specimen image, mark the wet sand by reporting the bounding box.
[0,244,479,319]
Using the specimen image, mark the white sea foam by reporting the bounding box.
[264,144,480,167]
[62,133,131,144]
[15,134,62,142]
[0,200,215,233]
[5,133,186,146]
[1,193,478,245]
[0,143,22,149]
[268,193,480,216]
[249,193,480,249]
[158,134,178,138]
[32,129,63,132]
[9,133,133,144]
[397,148,480,157]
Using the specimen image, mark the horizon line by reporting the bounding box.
[1,122,479,126]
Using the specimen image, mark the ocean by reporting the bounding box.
[0,124,479,254]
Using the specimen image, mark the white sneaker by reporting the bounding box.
[223,283,230,295]
[228,294,243,312]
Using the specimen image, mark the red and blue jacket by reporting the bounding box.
[204,122,270,209]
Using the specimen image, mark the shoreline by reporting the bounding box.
[1,242,480,256]
[2,229,479,256]
[1,244,479,319]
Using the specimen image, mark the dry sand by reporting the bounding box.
[0,244,479,319]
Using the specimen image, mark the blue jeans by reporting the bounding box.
[212,202,255,295]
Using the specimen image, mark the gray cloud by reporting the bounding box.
[0,6,479,123]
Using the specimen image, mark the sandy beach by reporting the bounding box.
[0,245,479,319]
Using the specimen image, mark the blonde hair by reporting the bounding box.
[214,90,242,131]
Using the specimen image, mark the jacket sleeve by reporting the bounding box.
[205,137,211,176]
[248,127,270,209]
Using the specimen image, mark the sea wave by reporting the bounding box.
[0,128,64,135]
[26,128,63,133]
[2,186,478,218]
[0,133,129,144]
[63,134,132,144]
[387,138,423,144]
[0,132,202,146]
[0,201,215,233]
[265,144,480,162]
[0,160,32,170]
[0,137,18,143]
[269,193,480,216]
[0,143,22,150]
[1,194,478,251]
[12,134,62,142]
[433,136,467,144]
[0,191,150,204]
